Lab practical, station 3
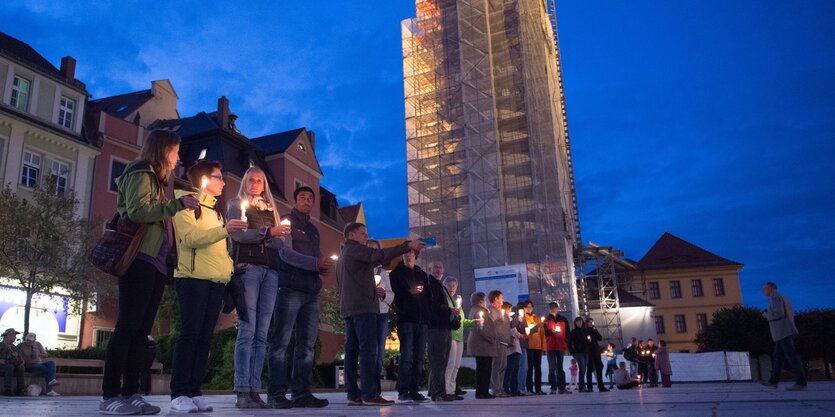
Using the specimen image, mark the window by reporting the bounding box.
[58,96,76,129]
[654,316,666,334]
[297,142,306,152]
[697,313,708,332]
[109,160,127,192]
[670,281,682,299]
[713,278,725,296]
[648,282,660,299]
[21,150,41,188]
[94,329,114,347]
[10,76,30,111]
[51,160,70,195]
[674,315,687,333]
[691,279,704,297]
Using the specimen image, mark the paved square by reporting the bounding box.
[0,382,832,416]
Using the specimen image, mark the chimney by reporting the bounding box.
[307,130,315,150]
[60,56,76,81]
[217,96,230,130]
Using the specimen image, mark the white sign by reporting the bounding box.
[474,264,529,304]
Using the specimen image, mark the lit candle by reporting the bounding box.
[540,316,545,322]
[280,218,291,227]
[587,335,592,341]
[508,311,515,317]
[240,199,249,222]
[556,325,561,333]
[455,295,462,309]
[526,324,535,335]
[518,309,524,318]
[330,254,339,261]
[198,176,208,200]
[479,311,484,319]
[374,274,382,287]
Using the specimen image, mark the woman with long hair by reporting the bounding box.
[227,167,293,408]
[100,130,199,415]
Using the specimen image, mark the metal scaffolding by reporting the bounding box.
[402,0,580,315]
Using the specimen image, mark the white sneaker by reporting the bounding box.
[48,379,60,386]
[170,396,198,413]
[191,396,213,412]
[46,390,61,396]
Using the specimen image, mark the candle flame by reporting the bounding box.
[330,254,339,261]
[280,218,291,226]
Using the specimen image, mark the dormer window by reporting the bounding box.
[58,96,76,129]
[11,76,31,111]
[198,148,208,160]
[116,104,129,112]
[297,142,306,152]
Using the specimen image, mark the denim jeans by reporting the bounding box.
[170,278,225,398]
[573,354,588,390]
[374,313,389,397]
[586,352,605,389]
[25,361,56,391]
[546,350,566,391]
[769,335,807,386]
[267,287,320,399]
[396,321,428,396]
[344,313,379,401]
[517,348,527,393]
[427,328,451,398]
[504,352,520,393]
[526,349,542,392]
[233,264,278,392]
[2,363,24,391]
[102,260,166,398]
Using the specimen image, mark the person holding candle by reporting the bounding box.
[100,130,200,416]
[523,301,545,395]
[584,318,609,392]
[502,302,525,396]
[443,277,478,399]
[266,186,335,409]
[488,291,512,397]
[169,160,248,413]
[337,223,420,406]
[366,239,396,401]
[567,317,589,392]
[514,302,528,396]
[543,302,572,394]
[636,340,649,385]
[467,292,496,399]
[645,338,659,387]
[390,250,431,402]
[226,167,295,409]
[424,261,460,401]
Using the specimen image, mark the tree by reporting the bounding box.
[0,178,111,336]
[695,306,773,354]
[795,309,835,379]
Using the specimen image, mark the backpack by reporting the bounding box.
[623,345,637,361]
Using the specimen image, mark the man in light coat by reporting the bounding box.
[761,281,806,390]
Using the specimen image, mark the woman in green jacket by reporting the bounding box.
[168,160,247,413]
[100,130,199,416]
[443,277,480,398]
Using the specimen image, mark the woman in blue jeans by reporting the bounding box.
[567,317,589,392]
[227,167,290,408]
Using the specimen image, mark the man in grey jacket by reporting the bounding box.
[337,223,424,406]
[761,282,806,390]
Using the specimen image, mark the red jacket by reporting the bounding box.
[544,314,569,351]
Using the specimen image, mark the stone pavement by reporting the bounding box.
[0,382,832,416]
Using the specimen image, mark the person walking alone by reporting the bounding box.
[761,282,806,391]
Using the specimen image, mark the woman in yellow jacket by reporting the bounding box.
[168,161,248,413]
[524,301,546,395]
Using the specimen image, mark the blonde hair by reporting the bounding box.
[139,130,180,185]
[237,166,280,224]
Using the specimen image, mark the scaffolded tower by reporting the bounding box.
[402,0,581,314]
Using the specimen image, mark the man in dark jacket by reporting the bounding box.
[337,223,421,406]
[426,261,460,401]
[646,339,659,387]
[584,318,609,392]
[390,250,431,402]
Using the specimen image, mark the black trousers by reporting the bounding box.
[526,349,542,392]
[586,352,605,390]
[475,356,493,396]
[427,328,451,398]
[170,278,225,398]
[102,260,166,398]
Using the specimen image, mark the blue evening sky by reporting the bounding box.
[3,1,833,310]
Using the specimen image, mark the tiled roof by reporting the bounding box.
[638,232,742,271]
[251,128,305,155]
[338,204,361,223]
[0,32,86,91]
[89,89,152,118]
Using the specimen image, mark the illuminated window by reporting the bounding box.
[713,278,725,296]
[298,142,306,152]
[691,279,703,297]
[58,96,75,129]
[670,281,682,299]
[11,76,30,111]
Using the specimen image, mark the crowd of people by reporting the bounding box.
[0,131,806,413]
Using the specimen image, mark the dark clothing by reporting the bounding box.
[567,327,588,355]
[25,362,56,392]
[267,287,320,399]
[547,350,567,391]
[475,356,493,397]
[135,217,174,275]
[389,262,430,325]
[585,327,603,354]
[102,260,166,398]
[426,277,456,329]
[344,313,379,401]
[427,328,451,397]
[276,208,322,294]
[586,351,605,390]
[1,342,24,392]
[526,348,543,392]
[395,321,428,396]
[504,352,521,394]
[170,278,225,398]
[574,353,589,391]
[337,239,410,318]
[618,381,639,389]
[231,203,277,266]
[374,313,389,397]
[769,335,807,386]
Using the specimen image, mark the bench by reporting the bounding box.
[22,358,170,396]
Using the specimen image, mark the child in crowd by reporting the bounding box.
[614,362,639,390]
[605,343,618,389]
[569,358,578,390]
